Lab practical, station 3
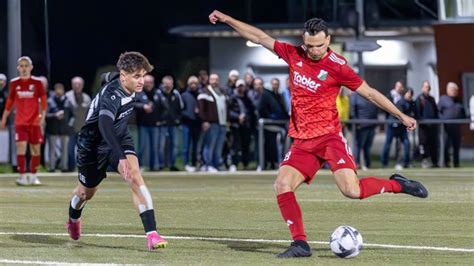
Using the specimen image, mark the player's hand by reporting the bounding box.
[400,114,417,132]
[202,121,210,131]
[119,158,131,181]
[0,119,6,129]
[209,10,228,24]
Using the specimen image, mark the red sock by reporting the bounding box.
[277,192,306,241]
[359,177,402,199]
[31,155,41,174]
[17,155,26,174]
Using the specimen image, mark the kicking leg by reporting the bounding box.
[119,154,167,250]
[333,168,428,199]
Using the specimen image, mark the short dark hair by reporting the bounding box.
[116,51,154,73]
[304,18,328,36]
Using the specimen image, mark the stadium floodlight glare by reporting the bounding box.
[246,40,261,47]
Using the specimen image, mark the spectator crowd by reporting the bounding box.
[0,69,471,173]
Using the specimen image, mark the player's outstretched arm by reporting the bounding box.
[0,109,10,129]
[209,10,275,52]
[356,81,417,131]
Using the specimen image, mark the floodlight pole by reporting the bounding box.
[355,0,365,78]
[7,0,22,81]
[7,0,21,167]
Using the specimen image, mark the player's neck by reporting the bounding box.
[118,80,133,96]
[19,75,31,80]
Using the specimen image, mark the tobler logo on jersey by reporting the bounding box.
[17,91,35,98]
[293,71,321,93]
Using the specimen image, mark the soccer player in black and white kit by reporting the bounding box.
[66,52,167,250]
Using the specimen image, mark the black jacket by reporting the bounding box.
[415,93,439,119]
[257,89,289,120]
[46,94,73,135]
[156,87,184,126]
[228,92,256,128]
[135,88,161,126]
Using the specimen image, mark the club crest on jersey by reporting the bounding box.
[293,71,321,93]
[317,70,328,81]
[29,85,35,91]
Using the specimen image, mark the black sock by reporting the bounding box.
[140,209,157,233]
[69,204,83,220]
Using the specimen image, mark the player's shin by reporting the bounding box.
[358,176,402,199]
[69,194,86,222]
[137,185,157,234]
[277,192,307,241]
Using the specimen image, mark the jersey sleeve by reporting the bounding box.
[37,80,47,111]
[98,91,126,161]
[273,41,294,64]
[336,64,363,91]
[4,82,17,111]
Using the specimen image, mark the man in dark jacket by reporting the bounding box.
[156,75,184,171]
[381,81,411,169]
[46,83,73,171]
[228,79,256,171]
[135,74,161,171]
[181,75,201,172]
[438,82,465,167]
[415,81,439,168]
[257,77,289,169]
[350,92,378,170]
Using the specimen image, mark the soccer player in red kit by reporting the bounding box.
[209,11,428,258]
[0,56,47,186]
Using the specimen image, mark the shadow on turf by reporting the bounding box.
[10,235,148,252]
[172,233,328,255]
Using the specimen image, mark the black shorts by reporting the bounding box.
[77,143,137,188]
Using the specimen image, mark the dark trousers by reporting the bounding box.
[68,132,78,171]
[418,124,439,166]
[354,126,376,168]
[381,125,410,167]
[182,123,201,166]
[230,126,251,167]
[264,130,278,169]
[444,124,461,167]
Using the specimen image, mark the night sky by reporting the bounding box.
[0,0,289,94]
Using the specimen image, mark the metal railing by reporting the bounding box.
[257,118,472,170]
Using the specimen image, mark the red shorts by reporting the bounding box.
[15,125,44,144]
[280,132,356,184]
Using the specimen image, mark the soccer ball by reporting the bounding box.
[329,225,363,258]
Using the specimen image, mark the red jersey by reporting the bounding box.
[5,76,47,126]
[274,41,363,139]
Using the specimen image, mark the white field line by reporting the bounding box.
[0,169,474,178]
[0,259,120,265]
[0,231,472,253]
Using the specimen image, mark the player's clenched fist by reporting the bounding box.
[209,10,228,24]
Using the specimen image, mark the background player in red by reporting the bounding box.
[209,10,428,258]
[1,56,47,186]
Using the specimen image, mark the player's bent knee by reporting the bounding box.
[75,187,97,201]
[341,186,360,199]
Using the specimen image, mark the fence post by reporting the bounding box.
[439,123,445,167]
[258,119,265,172]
